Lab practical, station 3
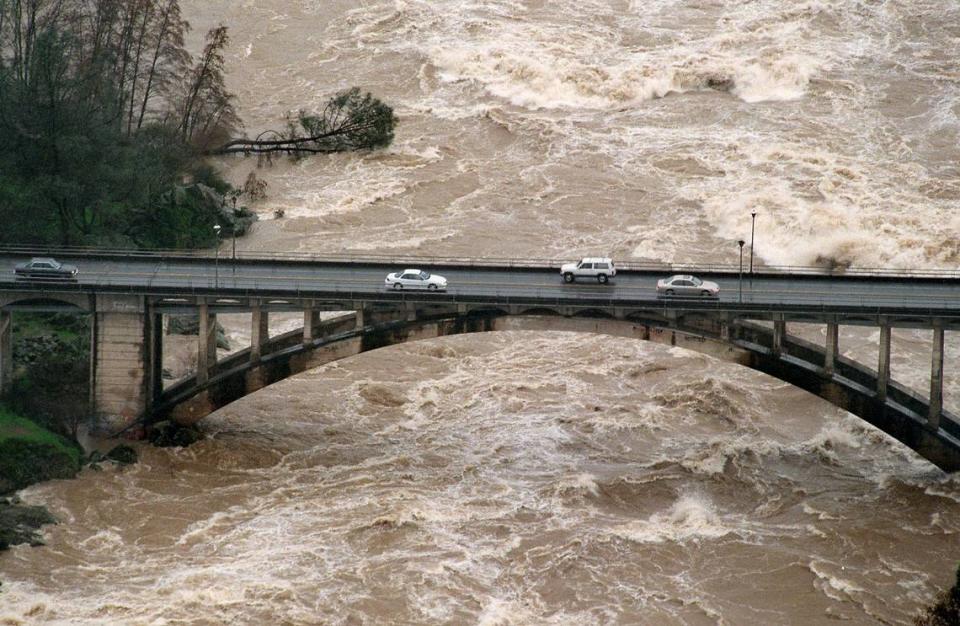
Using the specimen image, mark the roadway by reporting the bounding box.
[0,253,958,315]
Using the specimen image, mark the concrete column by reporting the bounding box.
[457,304,468,315]
[355,308,365,330]
[251,306,269,361]
[877,323,891,402]
[0,311,12,395]
[929,322,944,431]
[91,295,149,434]
[772,317,786,356]
[197,303,217,385]
[405,302,417,322]
[303,308,320,345]
[145,311,164,404]
[824,322,838,376]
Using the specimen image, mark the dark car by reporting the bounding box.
[14,257,79,281]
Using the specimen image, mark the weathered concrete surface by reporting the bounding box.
[91,295,149,434]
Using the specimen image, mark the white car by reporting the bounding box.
[657,274,720,297]
[385,269,448,291]
[560,257,616,284]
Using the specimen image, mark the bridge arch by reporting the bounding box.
[153,311,960,472]
[0,293,93,311]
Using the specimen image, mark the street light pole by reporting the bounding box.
[231,195,237,272]
[738,240,745,303]
[749,210,757,277]
[213,224,221,288]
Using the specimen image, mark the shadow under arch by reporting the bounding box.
[153,312,960,472]
[0,293,94,312]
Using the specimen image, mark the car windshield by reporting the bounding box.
[691,277,703,286]
[419,271,430,279]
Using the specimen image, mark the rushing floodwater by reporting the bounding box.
[3,1,960,623]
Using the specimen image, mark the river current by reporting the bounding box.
[2,1,960,624]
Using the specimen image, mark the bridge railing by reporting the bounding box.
[1,243,959,279]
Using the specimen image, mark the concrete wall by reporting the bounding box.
[91,295,150,434]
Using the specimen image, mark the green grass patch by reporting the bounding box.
[0,408,81,494]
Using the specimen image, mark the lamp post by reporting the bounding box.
[738,239,745,302]
[213,224,221,288]
[749,210,757,277]
[231,195,237,272]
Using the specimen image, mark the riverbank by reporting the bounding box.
[0,408,81,551]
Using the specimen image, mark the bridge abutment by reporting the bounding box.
[90,295,152,434]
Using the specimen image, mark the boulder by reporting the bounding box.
[105,445,138,465]
[0,498,57,550]
[148,421,204,448]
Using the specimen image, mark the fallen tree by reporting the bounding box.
[209,88,396,157]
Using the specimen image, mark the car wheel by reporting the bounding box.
[393,282,403,290]
[597,274,608,284]
[701,290,712,297]
[428,284,438,291]
[563,273,575,283]
[665,289,674,296]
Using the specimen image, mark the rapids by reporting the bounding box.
[3,0,960,623]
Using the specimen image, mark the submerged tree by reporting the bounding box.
[210,87,396,157]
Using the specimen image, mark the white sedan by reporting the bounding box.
[385,269,448,291]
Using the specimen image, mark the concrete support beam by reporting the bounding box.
[91,295,149,434]
[0,311,12,395]
[146,311,164,404]
[405,301,417,322]
[197,303,217,385]
[355,308,365,330]
[824,322,838,376]
[929,322,944,431]
[303,308,320,344]
[772,316,785,356]
[456,304,468,315]
[251,306,269,361]
[877,323,891,402]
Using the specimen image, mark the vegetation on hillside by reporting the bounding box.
[7,313,90,441]
[0,407,82,494]
[0,1,396,249]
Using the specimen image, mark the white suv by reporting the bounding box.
[560,257,616,284]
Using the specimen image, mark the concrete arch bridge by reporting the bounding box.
[0,251,957,471]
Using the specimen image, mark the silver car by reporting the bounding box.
[657,274,719,297]
[385,269,448,291]
[14,257,79,281]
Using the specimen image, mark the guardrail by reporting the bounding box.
[1,244,958,279]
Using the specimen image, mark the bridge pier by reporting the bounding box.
[929,322,944,431]
[146,311,163,405]
[251,306,269,362]
[772,316,785,356]
[877,322,891,401]
[197,303,217,385]
[303,307,320,344]
[0,311,11,396]
[824,321,838,376]
[90,295,152,434]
